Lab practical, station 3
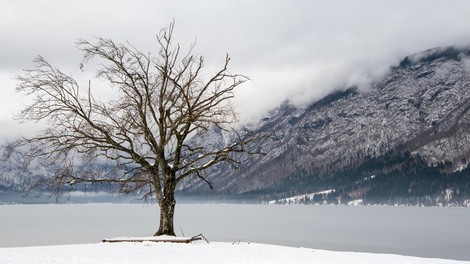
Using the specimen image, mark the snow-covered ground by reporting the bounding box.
[268,189,335,204]
[0,241,467,264]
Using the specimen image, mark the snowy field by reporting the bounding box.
[1,204,469,261]
[1,241,468,264]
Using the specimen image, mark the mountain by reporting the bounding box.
[2,46,470,206]
[179,46,470,206]
[0,146,138,203]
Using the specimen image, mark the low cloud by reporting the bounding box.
[2,0,470,135]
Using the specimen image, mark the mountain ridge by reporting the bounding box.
[178,46,470,206]
[2,46,470,206]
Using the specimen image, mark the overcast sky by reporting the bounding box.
[2,0,470,140]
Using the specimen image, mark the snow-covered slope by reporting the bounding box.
[3,46,470,205]
[179,46,470,205]
[0,242,467,264]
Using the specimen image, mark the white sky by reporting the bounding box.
[2,0,470,139]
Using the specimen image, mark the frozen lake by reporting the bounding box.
[0,203,469,261]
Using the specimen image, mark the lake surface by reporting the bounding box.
[0,204,469,261]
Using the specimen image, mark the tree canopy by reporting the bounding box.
[15,22,260,236]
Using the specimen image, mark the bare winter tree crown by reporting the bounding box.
[14,22,259,198]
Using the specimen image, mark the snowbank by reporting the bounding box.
[0,241,466,264]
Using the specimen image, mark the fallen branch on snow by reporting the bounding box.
[102,234,210,244]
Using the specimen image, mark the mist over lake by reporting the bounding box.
[1,204,469,261]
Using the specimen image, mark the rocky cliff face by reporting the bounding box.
[180,46,470,205]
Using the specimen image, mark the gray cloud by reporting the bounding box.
[2,0,470,137]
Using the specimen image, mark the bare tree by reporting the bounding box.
[15,22,259,236]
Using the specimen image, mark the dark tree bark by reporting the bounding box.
[156,190,176,236]
[14,21,263,236]
[155,170,177,236]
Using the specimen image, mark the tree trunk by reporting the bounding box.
[154,191,176,236]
